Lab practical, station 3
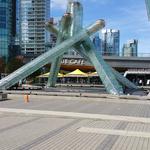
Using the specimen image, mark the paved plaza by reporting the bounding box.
[0,94,150,149]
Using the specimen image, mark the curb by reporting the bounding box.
[3,90,150,101]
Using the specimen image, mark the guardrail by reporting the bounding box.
[64,52,150,58]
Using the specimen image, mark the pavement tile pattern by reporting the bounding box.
[0,95,150,149]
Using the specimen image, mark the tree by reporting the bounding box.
[6,57,24,74]
[0,57,6,73]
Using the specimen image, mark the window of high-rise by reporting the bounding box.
[19,0,50,57]
[0,0,15,60]
[100,29,120,56]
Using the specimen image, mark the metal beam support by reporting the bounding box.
[0,1,138,95]
[78,40,124,95]
[0,20,103,90]
[111,68,138,89]
[77,46,137,90]
[45,1,137,95]
[45,25,137,90]
[47,14,72,87]
[74,45,138,90]
[47,1,84,87]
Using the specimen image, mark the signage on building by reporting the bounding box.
[61,58,86,65]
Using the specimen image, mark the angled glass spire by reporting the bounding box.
[145,0,150,20]
[0,0,138,95]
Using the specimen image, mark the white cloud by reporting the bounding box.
[105,3,150,53]
[51,0,68,10]
[89,0,110,5]
[51,0,110,10]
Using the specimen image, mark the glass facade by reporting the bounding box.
[20,0,50,56]
[0,0,14,59]
[122,40,138,57]
[145,0,150,20]
[93,35,102,55]
[100,29,120,56]
[16,0,20,43]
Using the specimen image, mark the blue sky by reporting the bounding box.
[51,0,150,55]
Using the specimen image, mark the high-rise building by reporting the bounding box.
[122,40,138,57]
[145,0,150,20]
[48,18,57,48]
[0,0,16,60]
[93,35,102,55]
[19,0,50,57]
[15,0,20,45]
[100,29,120,56]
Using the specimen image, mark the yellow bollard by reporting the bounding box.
[24,94,29,103]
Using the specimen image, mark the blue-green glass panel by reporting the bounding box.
[146,0,150,20]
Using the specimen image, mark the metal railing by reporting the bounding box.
[63,52,150,58]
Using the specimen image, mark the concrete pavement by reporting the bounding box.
[0,94,150,149]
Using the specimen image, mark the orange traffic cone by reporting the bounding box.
[24,94,29,103]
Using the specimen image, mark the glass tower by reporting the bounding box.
[145,0,150,20]
[0,0,15,60]
[100,29,120,56]
[93,35,102,55]
[122,40,138,57]
[20,0,50,57]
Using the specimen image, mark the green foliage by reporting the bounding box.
[0,57,6,73]
[6,57,24,74]
[28,69,41,79]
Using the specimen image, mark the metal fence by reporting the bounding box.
[64,52,150,58]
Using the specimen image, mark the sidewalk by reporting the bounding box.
[0,94,150,149]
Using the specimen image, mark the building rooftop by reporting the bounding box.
[101,29,120,33]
